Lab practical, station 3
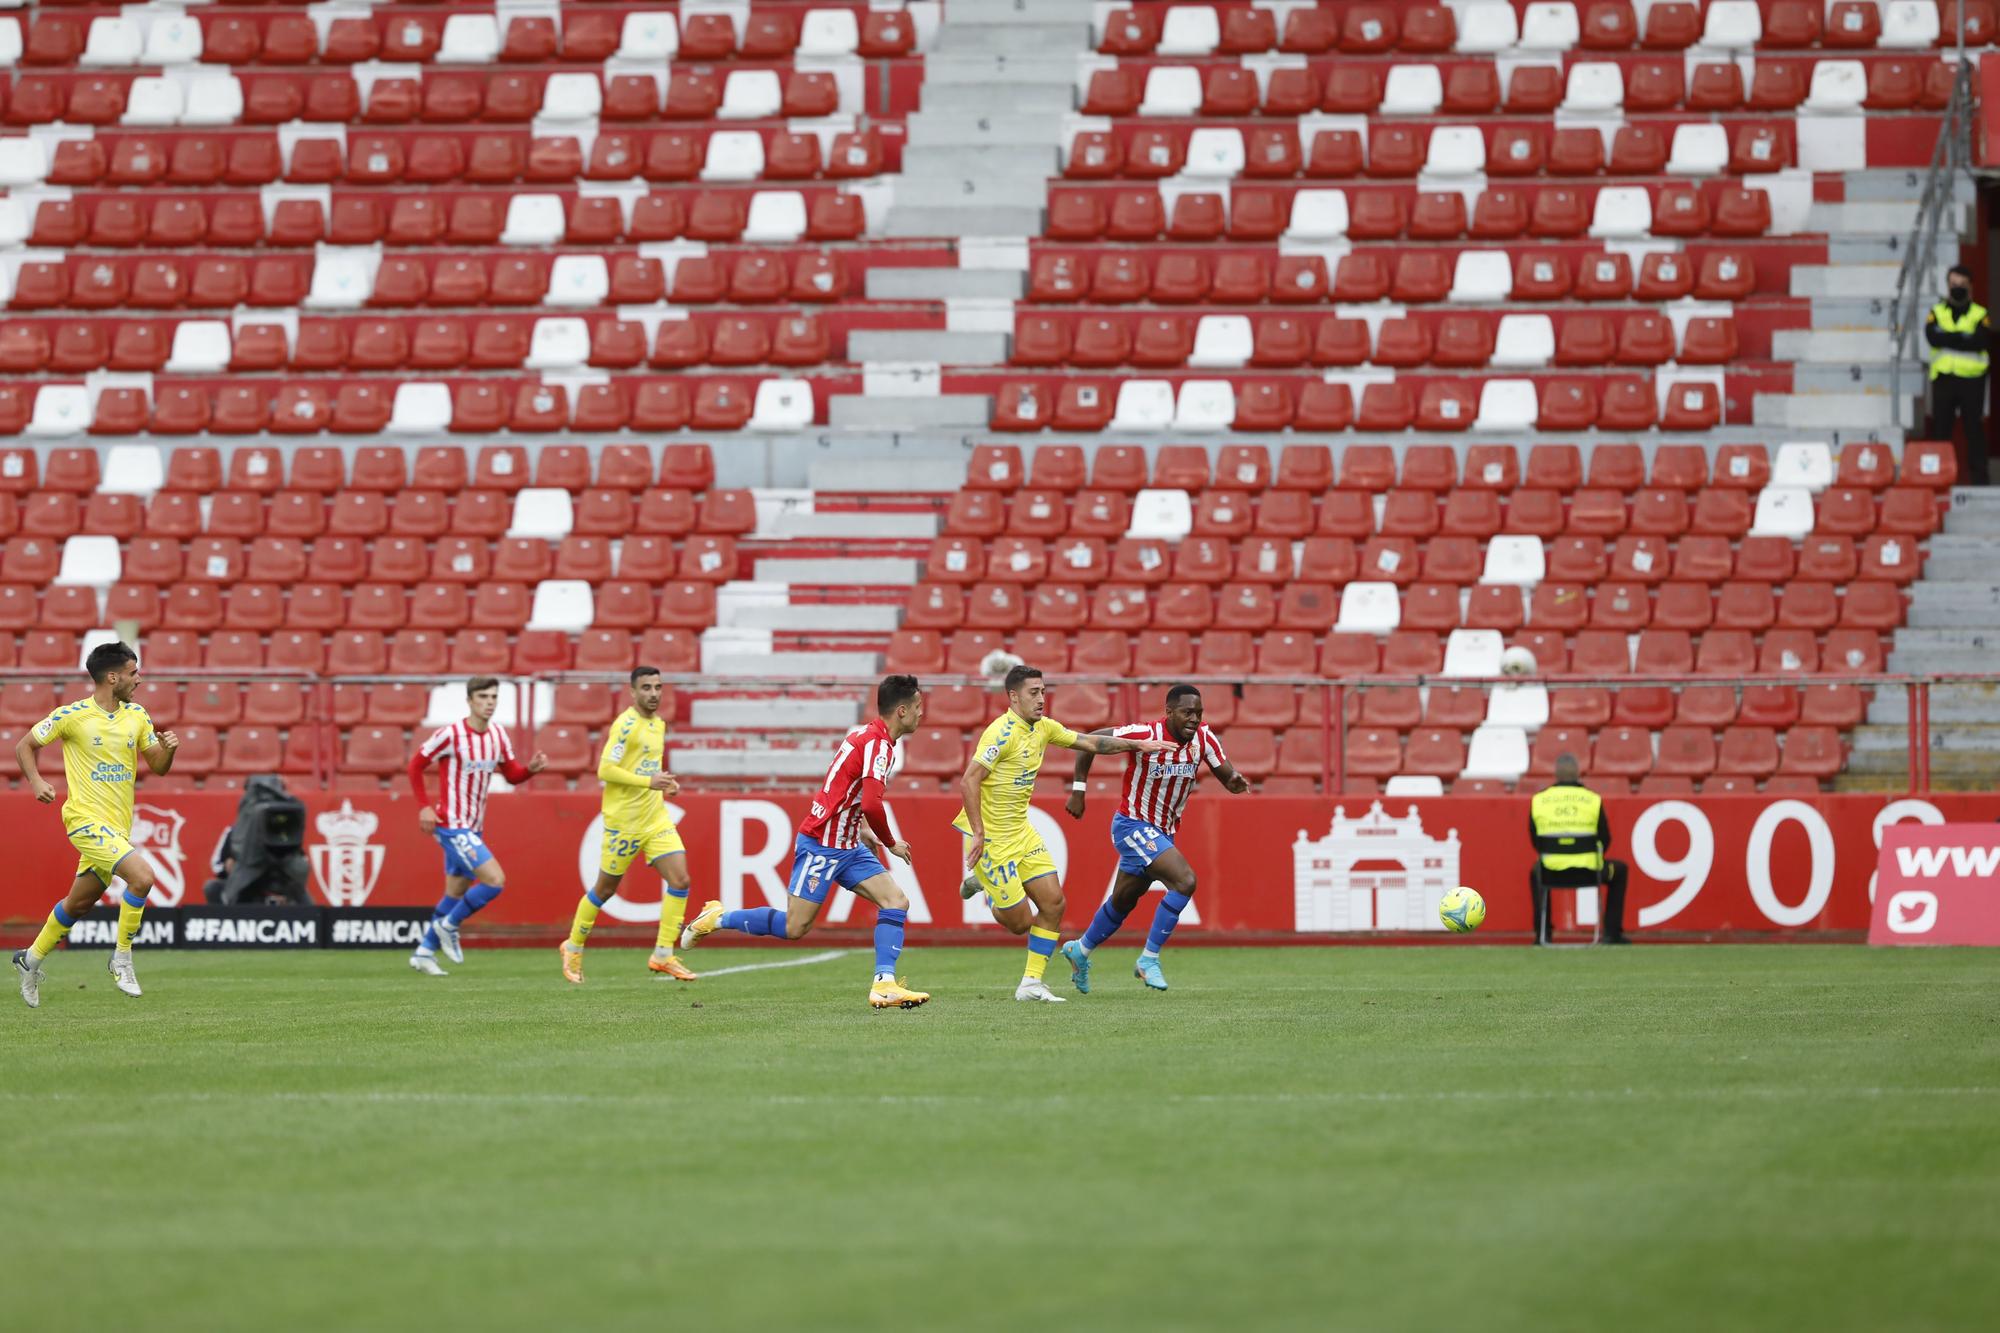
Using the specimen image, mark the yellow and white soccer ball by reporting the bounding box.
[1439,886,1486,934]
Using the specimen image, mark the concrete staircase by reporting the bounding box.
[1841,489,2000,790]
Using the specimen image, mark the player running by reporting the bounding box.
[1060,684,1250,993]
[956,665,1176,1002]
[559,665,698,984]
[404,676,548,976]
[12,641,178,1008]
[680,674,931,1009]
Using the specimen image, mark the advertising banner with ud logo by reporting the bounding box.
[1869,825,2000,946]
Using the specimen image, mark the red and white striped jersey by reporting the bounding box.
[416,720,518,830]
[1112,720,1227,835]
[799,718,898,849]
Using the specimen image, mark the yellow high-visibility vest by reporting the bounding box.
[1930,302,1989,380]
[1531,785,1603,873]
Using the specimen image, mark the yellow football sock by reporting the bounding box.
[655,890,689,954]
[28,907,76,962]
[1024,925,1061,982]
[567,894,602,949]
[116,890,146,952]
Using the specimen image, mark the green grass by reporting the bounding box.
[3,944,1996,1333]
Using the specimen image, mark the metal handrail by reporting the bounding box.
[1889,57,1980,418]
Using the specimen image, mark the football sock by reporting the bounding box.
[567,891,605,949]
[655,886,690,954]
[431,892,456,920]
[29,901,81,962]
[1144,890,1193,956]
[422,892,457,952]
[448,882,502,926]
[1079,901,1132,954]
[720,906,785,937]
[874,907,907,980]
[1023,925,1060,982]
[115,889,146,952]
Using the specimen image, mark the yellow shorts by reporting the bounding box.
[959,831,1058,911]
[69,822,137,885]
[600,814,685,878]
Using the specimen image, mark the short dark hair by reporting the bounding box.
[465,676,500,697]
[85,641,137,683]
[1165,683,1202,709]
[631,665,661,685]
[877,674,921,714]
[1950,263,1974,282]
[1003,664,1043,694]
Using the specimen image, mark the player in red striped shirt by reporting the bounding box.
[404,677,547,976]
[1060,684,1249,993]
[680,674,930,1009]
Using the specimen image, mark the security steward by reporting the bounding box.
[1528,753,1628,945]
[1925,263,1992,486]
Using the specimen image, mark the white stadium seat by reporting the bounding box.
[1773,442,1836,493]
[166,321,232,373]
[1385,775,1444,797]
[509,490,576,541]
[388,383,453,434]
[0,137,48,185]
[526,581,594,634]
[1882,1,1943,48]
[1128,488,1195,540]
[1158,6,1222,55]
[1140,66,1203,116]
[183,74,244,126]
[305,252,374,308]
[82,17,142,66]
[1750,487,1815,539]
[1481,536,1546,587]
[1563,62,1624,112]
[744,192,808,243]
[123,76,184,125]
[800,9,862,56]
[501,194,565,245]
[1456,2,1522,52]
[56,536,122,588]
[0,21,23,68]
[142,17,204,65]
[1461,727,1530,782]
[1588,186,1652,238]
[1450,250,1513,302]
[1189,316,1253,368]
[618,12,679,60]
[1667,123,1729,175]
[540,73,603,121]
[1701,1,1762,48]
[1444,630,1505,678]
[1111,380,1176,431]
[439,15,502,63]
[1185,128,1246,178]
[1474,380,1539,432]
[99,445,164,497]
[547,256,610,307]
[1487,683,1550,730]
[525,318,591,370]
[1284,189,1348,240]
[1806,60,1868,112]
[27,386,89,436]
[1382,64,1444,114]
[1519,3,1581,50]
[750,380,815,431]
[1336,584,1401,634]
[0,197,26,247]
[1173,381,1236,432]
[702,131,767,182]
[720,69,784,119]
[1490,315,1556,368]
[1424,126,1486,175]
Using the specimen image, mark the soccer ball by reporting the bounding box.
[1499,646,1538,677]
[1439,886,1486,933]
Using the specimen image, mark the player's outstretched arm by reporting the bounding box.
[16,731,54,804]
[142,729,179,776]
[1064,732,1177,757]
[1065,727,1116,819]
[1210,757,1252,795]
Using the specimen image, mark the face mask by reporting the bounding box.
[1950,286,1972,304]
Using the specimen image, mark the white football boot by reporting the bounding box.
[408,953,449,977]
[108,950,142,998]
[432,915,464,964]
[1013,979,1067,1003]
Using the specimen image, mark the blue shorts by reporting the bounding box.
[786,834,888,905]
[1111,814,1176,877]
[434,826,494,879]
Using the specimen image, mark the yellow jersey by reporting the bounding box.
[599,706,670,828]
[953,712,1077,844]
[33,697,156,835]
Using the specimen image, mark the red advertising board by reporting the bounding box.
[6,791,1997,940]
[1869,824,2000,946]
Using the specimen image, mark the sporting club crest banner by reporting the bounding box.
[5,791,1998,940]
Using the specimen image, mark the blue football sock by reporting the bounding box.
[720,906,785,937]
[447,882,503,926]
[1080,901,1131,953]
[420,924,439,952]
[432,893,456,919]
[873,907,907,977]
[1145,891,1193,955]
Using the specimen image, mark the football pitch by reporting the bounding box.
[3,944,1995,1333]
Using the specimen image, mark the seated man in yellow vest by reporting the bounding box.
[1925,264,1991,487]
[1528,753,1629,945]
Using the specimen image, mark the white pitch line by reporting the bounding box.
[666,949,850,980]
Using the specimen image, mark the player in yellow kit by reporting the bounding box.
[559,665,699,984]
[12,642,179,1008]
[956,665,1174,1002]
